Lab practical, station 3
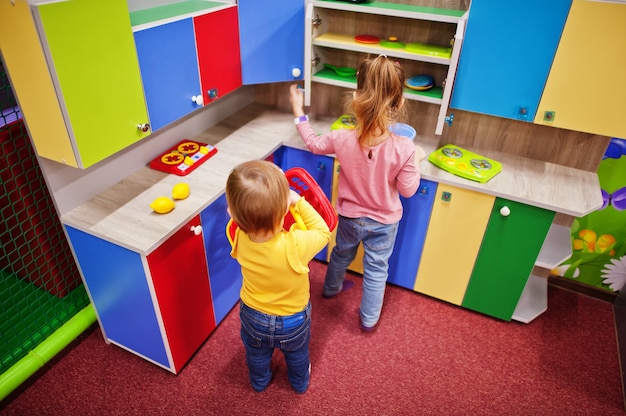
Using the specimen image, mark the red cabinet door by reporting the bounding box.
[148,215,215,372]
[195,6,242,105]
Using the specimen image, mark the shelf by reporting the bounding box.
[313,33,452,65]
[130,0,232,30]
[511,274,548,323]
[305,0,467,135]
[312,1,466,24]
[535,223,572,269]
[312,67,443,104]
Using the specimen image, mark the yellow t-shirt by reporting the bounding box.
[229,198,331,315]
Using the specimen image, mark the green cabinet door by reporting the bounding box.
[34,0,150,168]
[462,199,555,320]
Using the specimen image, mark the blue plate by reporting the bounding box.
[405,75,435,91]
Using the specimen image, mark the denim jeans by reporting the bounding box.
[324,216,399,328]
[239,301,311,393]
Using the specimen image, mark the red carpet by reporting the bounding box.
[2,260,623,415]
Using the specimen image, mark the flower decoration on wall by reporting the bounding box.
[601,256,626,292]
[553,137,626,292]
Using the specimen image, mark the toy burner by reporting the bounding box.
[428,145,502,183]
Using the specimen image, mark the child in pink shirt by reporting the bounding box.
[289,55,423,331]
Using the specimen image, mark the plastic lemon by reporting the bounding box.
[172,182,190,200]
[150,196,175,214]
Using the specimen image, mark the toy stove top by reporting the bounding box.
[149,140,217,176]
[428,145,502,183]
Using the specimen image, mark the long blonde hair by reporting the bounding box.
[350,55,406,146]
[225,160,289,235]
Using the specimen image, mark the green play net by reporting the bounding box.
[0,59,90,377]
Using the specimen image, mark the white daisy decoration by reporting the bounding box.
[601,255,626,292]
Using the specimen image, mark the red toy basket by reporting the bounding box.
[227,167,337,244]
[283,167,338,232]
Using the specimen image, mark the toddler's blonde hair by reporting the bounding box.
[225,160,289,235]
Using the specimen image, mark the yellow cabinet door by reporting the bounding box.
[0,0,73,165]
[414,184,494,305]
[1,0,150,168]
[534,0,626,138]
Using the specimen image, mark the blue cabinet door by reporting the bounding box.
[134,18,201,131]
[238,0,304,84]
[273,146,334,261]
[387,179,437,290]
[65,226,169,367]
[200,194,242,325]
[450,0,571,121]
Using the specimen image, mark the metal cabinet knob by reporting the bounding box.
[137,123,150,133]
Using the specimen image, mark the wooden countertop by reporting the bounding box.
[61,106,602,255]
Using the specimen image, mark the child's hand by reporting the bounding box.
[289,189,301,206]
[289,84,305,117]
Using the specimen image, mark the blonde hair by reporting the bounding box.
[350,55,406,146]
[225,160,289,235]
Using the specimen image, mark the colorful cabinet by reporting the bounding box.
[414,183,495,305]
[66,215,216,374]
[272,146,334,261]
[147,216,216,372]
[238,0,305,84]
[304,0,467,134]
[462,199,555,321]
[387,180,438,290]
[200,194,242,325]
[450,0,572,122]
[132,3,241,131]
[533,0,626,138]
[327,159,364,273]
[0,0,150,168]
[326,165,438,285]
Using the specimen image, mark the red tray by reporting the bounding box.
[149,140,217,176]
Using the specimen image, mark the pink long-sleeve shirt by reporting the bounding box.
[296,121,420,224]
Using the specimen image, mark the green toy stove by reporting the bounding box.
[428,144,502,183]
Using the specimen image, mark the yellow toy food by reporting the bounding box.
[150,196,175,214]
[172,182,190,200]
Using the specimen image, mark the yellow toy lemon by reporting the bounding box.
[150,196,175,214]
[172,182,190,200]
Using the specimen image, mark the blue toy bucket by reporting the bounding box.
[390,123,416,141]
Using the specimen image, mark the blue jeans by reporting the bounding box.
[239,301,311,393]
[324,216,399,327]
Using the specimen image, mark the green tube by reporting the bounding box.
[0,304,96,402]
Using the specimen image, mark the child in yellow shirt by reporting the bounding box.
[225,160,331,393]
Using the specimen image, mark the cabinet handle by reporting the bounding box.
[190,225,203,235]
[192,95,204,106]
[500,206,511,217]
[137,123,150,133]
[292,67,302,78]
[312,14,322,28]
